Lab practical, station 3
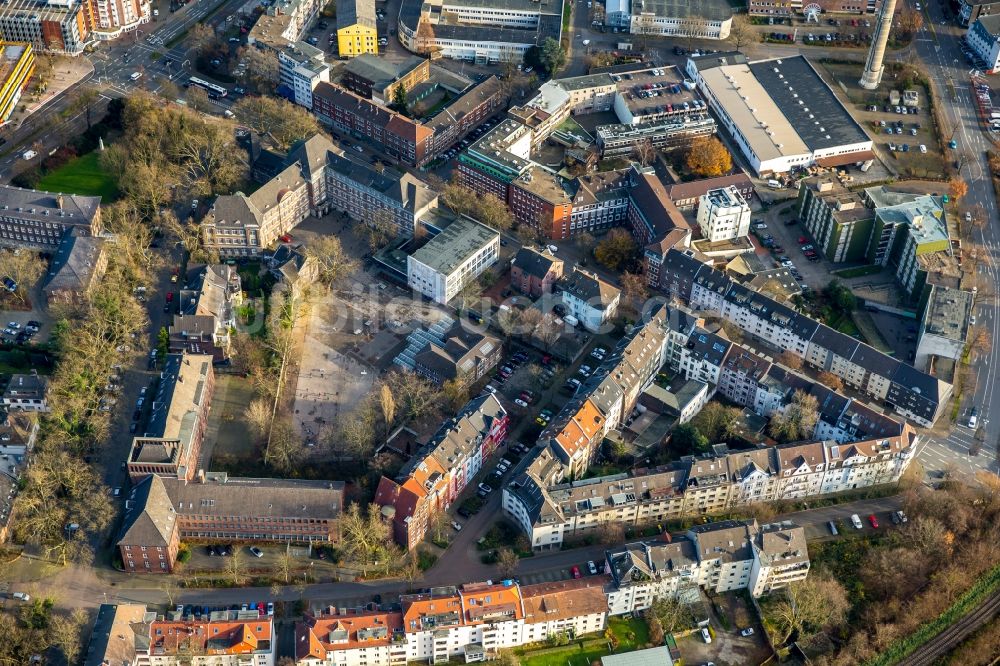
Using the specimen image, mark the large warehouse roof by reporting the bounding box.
[747,57,869,151]
[699,64,809,163]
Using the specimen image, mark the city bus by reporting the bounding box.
[186,76,228,98]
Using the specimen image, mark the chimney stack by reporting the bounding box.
[860,0,899,90]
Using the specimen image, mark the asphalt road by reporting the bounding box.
[909,2,1000,480]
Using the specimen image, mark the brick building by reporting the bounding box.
[509,246,564,297]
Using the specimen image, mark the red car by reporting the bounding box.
[868,514,879,528]
[280,234,293,243]
[570,565,582,579]
[541,354,552,365]
[797,236,809,244]
[166,291,174,302]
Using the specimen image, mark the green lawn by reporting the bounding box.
[37,151,119,200]
[516,617,651,666]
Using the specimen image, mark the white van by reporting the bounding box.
[850,514,864,530]
[563,315,579,327]
[12,592,30,602]
[767,179,782,189]
[130,72,142,81]
[700,627,712,643]
[21,150,36,160]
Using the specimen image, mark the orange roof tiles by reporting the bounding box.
[521,578,611,622]
[402,593,464,631]
[459,582,524,622]
[296,611,403,659]
[555,400,604,459]
[148,619,271,656]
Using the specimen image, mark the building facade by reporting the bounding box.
[407,217,500,304]
[0,42,34,125]
[0,184,102,249]
[560,268,621,333]
[696,186,751,243]
[336,0,377,58]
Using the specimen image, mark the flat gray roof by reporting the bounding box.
[409,217,498,275]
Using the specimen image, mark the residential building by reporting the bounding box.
[865,186,953,300]
[0,184,102,249]
[0,411,36,543]
[407,217,500,304]
[915,285,974,368]
[295,579,607,665]
[510,246,564,297]
[697,186,751,242]
[0,0,151,54]
[341,54,429,103]
[118,472,344,573]
[136,616,275,666]
[312,76,502,166]
[375,393,507,549]
[665,171,755,211]
[559,268,621,333]
[336,0,377,57]
[42,231,107,304]
[689,55,873,176]
[169,265,242,362]
[797,177,875,263]
[0,42,33,125]
[268,243,319,295]
[83,603,149,666]
[126,353,215,483]
[325,152,438,234]
[656,248,951,426]
[629,0,734,39]
[201,163,310,257]
[960,0,1000,25]
[629,168,692,285]
[966,14,1000,72]
[640,377,710,424]
[247,0,321,51]
[410,320,502,384]
[595,116,717,157]
[509,166,573,240]
[278,42,330,109]
[748,0,884,16]
[604,520,807,616]
[2,373,48,412]
[398,0,563,65]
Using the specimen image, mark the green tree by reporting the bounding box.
[539,37,566,75]
[594,228,638,271]
[157,326,170,357]
[669,423,709,456]
[691,402,743,443]
[391,82,409,114]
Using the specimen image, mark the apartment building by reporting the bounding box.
[410,321,502,385]
[509,246,564,298]
[342,54,429,103]
[118,472,344,573]
[456,119,533,199]
[278,42,330,110]
[248,0,321,51]
[136,616,275,666]
[509,167,573,240]
[42,231,107,305]
[126,354,215,483]
[509,415,911,549]
[2,373,48,412]
[0,41,33,125]
[407,217,499,304]
[336,0,377,58]
[664,171,755,211]
[169,265,242,362]
[559,268,621,333]
[657,248,951,426]
[0,184,102,249]
[605,520,807,616]
[0,411,36,543]
[201,163,310,257]
[398,0,563,65]
[375,393,508,549]
[295,578,607,665]
[325,152,438,234]
[697,186,751,243]
[0,0,150,53]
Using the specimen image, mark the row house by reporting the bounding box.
[136,617,275,666]
[294,579,609,665]
[658,248,951,427]
[605,519,809,615]
[375,394,508,549]
[505,425,915,549]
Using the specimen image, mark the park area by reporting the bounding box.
[36,151,118,200]
[515,616,650,666]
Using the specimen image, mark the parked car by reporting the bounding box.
[868,514,879,529]
[249,546,264,558]
[570,565,582,579]
[740,627,755,637]
[851,514,864,529]
[587,560,598,575]
[701,627,712,644]
[451,521,463,531]
[828,521,839,535]
[514,398,528,408]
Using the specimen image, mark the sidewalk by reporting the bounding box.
[13,57,94,130]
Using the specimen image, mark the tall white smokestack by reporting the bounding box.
[860,0,899,89]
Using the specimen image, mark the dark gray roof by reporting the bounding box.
[686,328,732,367]
[809,325,860,359]
[747,57,869,151]
[343,54,426,89]
[976,12,1000,34]
[561,269,621,309]
[336,0,376,30]
[326,152,437,214]
[43,232,105,295]
[850,342,900,378]
[0,184,101,225]
[117,475,175,548]
[512,246,562,280]
[398,0,561,47]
